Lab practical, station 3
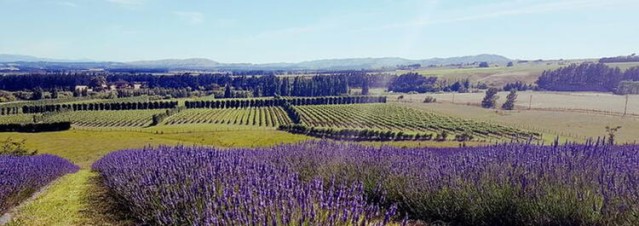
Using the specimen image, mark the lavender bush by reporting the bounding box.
[92,146,399,225]
[0,154,79,215]
[94,140,639,225]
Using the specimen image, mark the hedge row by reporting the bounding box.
[151,107,186,126]
[0,122,71,133]
[280,101,301,124]
[22,101,178,114]
[0,107,20,115]
[285,96,387,106]
[184,96,387,109]
[185,99,284,109]
[278,124,435,141]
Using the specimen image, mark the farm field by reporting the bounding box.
[295,103,538,141]
[395,61,639,87]
[392,91,639,116]
[396,62,565,87]
[401,101,639,143]
[164,107,292,127]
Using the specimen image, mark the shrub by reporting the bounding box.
[423,96,437,103]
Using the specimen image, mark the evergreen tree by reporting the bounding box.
[280,77,290,96]
[481,88,500,108]
[292,77,300,96]
[51,88,59,99]
[224,84,232,98]
[501,90,517,110]
[32,87,44,100]
[361,76,370,95]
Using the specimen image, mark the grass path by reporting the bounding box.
[6,170,134,226]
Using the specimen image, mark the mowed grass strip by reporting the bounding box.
[5,170,136,226]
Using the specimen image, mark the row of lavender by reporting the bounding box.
[93,141,639,225]
[0,155,79,215]
[92,146,399,225]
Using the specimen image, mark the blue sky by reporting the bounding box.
[0,0,637,63]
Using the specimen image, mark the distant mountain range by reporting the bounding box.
[0,54,511,71]
[0,54,93,63]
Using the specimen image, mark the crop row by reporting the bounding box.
[295,104,538,140]
[163,107,292,127]
[0,155,78,215]
[93,145,399,225]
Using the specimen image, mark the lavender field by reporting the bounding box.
[0,154,79,215]
[93,140,639,225]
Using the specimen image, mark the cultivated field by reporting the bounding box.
[393,91,639,116]
[41,110,165,127]
[164,107,292,127]
[295,103,537,141]
[400,101,639,143]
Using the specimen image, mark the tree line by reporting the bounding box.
[21,101,178,114]
[0,72,397,97]
[536,63,639,93]
[387,72,472,93]
[185,96,387,109]
[599,54,639,63]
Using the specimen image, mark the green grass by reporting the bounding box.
[0,114,36,124]
[6,170,136,226]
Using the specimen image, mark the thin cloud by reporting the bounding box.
[358,0,633,32]
[57,1,78,8]
[173,11,204,25]
[106,0,146,7]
